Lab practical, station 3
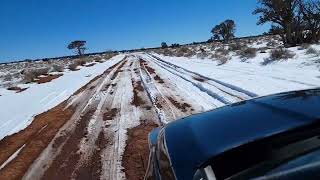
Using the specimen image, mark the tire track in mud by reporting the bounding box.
[139,56,222,122]
[122,59,160,180]
[139,59,189,124]
[148,54,256,100]
[37,59,129,180]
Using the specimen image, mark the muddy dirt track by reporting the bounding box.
[0,54,253,180]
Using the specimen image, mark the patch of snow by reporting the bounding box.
[0,55,125,140]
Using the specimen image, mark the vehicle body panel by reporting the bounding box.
[161,89,320,180]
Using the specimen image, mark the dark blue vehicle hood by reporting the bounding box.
[164,88,320,180]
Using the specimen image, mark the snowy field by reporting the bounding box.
[153,45,320,96]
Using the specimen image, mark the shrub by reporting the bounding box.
[22,67,50,83]
[262,48,295,65]
[217,56,230,65]
[197,52,210,59]
[52,65,64,72]
[240,48,257,60]
[211,53,223,59]
[211,53,229,64]
[176,47,194,57]
[215,47,229,56]
[92,56,102,62]
[229,42,246,51]
[3,74,13,82]
[23,71,37,83]
[68,63,79,71]
[210,44,217,51]
[298,43,310,50]
[101,53,116,60]
[163,49,174,56]
[266,41,278,47]
[258,47,269,53]
[256,41,263,45]
[269,48,295,61]
[306,47,318,55]
[34,68,50,75]
[76,59,87,66]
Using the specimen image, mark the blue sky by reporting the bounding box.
[0,0,269,62]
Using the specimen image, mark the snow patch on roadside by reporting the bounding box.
[152,52,320,96]
[0,55,125,140]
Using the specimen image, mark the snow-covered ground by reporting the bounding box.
[0,54,125,140]
[152,45,320,96]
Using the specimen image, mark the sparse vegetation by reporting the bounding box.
[240,47,258,60]
[270,48,295,60]
[3,74,13,82]
[22,67,50,83]
[217,56,230,65]
[229,42,246,51]
[215,47,230,56]
[262,48,296,65]
[306,47,318,55]
[68,63,79,71]
[52,65,64,72]
[76,59,87,66]
[176,47,194,57]
[266,40,278,47]
[197,52,210,59]
[163,49,174,56]
[298,43,311,50]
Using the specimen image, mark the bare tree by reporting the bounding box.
[68,40,87,55]
[211,20,236,42]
